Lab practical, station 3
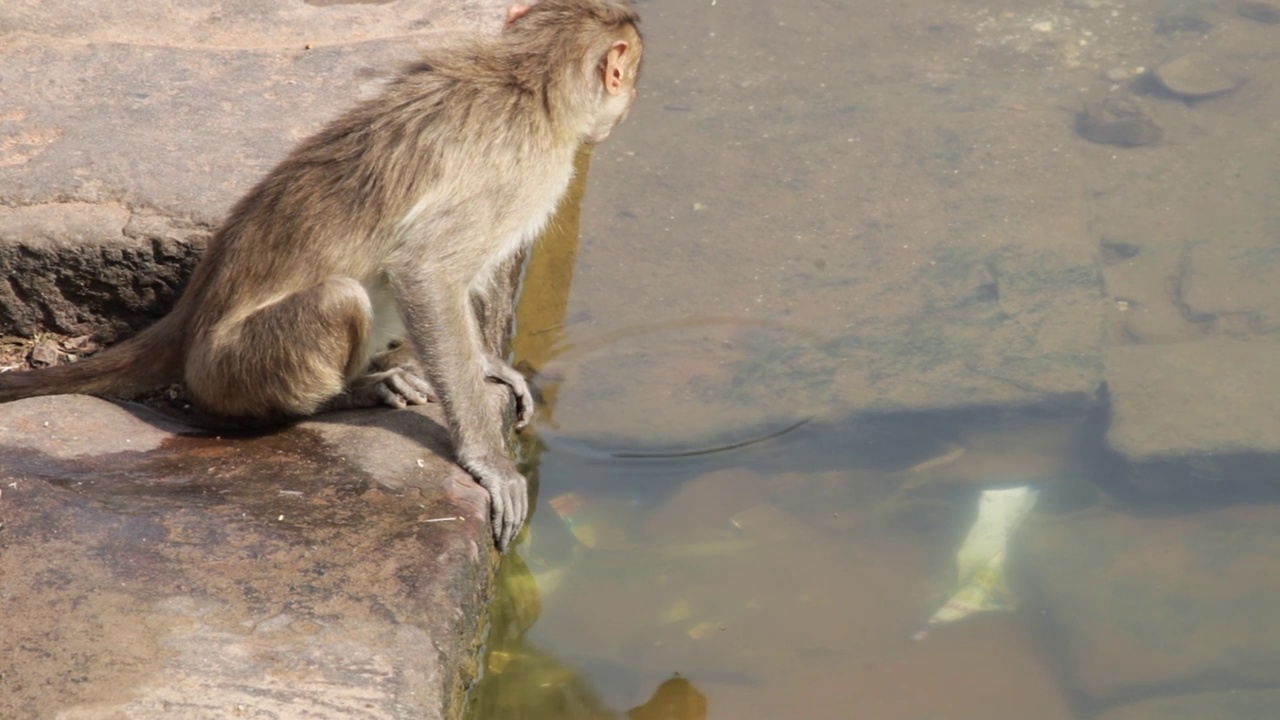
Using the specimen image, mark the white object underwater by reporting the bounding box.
[915,485,1040,640]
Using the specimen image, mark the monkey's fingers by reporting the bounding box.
[509,471,528,547]
[475,466,527,551]
[374,383,409,409]
[495,473,524,551]
[384,370,436,405]
[483,356,536,429]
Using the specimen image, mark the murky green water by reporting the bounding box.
[468,0,1280,717]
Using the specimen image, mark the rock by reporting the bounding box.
[1154,9,1213,35]
[1238,0,1280,23]
[0,0,506,339]
[539,321,835,456]
[1020,505,1280,706]
[1106,340,1280,462]
[1154,53,1243,100]
[0,394,504,719]
[825,244,1107,414]
[28,337,61,366]
[1076,96,1163,147]
[1096,689,1280,720]
[1179,234,1280,333]
[0,203,202,338]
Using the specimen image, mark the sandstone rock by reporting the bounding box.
[0,1,506,339]
[0,394,500,719]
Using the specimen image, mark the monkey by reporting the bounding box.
[0,0,643,551]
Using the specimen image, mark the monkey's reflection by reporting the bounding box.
[511,146,594,430]
[468,551,709,720]
[626,677,707,720]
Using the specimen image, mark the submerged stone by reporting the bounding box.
[1238,0,1280,23]
[1076,96,1163,147]
[1154,53,1243,100]
[1021,504,1280,706]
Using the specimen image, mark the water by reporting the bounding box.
[468,0,1280,717]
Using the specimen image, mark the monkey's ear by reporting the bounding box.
[602,41,631,96]
[505,4,531,26]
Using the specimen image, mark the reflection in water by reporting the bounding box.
[469,550,709,720]
[472,142,714,720]
[510,146,592,430]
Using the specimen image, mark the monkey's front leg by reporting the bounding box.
[392,269,528,550]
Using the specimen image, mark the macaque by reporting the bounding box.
[0,0,643,551]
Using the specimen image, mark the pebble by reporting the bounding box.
[1155,53,1242,100]
[28,339,60,367]
[1238,0,1280,22]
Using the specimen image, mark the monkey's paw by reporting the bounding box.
[483,355,534,429]
[345,366,436,409]
[463,453,528,551]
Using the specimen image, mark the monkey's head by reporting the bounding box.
[504,1,643,145]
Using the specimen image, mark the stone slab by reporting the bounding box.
[0,0,507,339]
[0,394,500,719]
[1106,340,1280,460]
[1021,504,1280,709]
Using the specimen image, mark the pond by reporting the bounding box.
[468,0,1280,718]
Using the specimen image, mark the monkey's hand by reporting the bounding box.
[462,451,528,551]
[483,354,534,430]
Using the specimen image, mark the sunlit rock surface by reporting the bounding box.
[0,0,503,338]
[0,395,499,718]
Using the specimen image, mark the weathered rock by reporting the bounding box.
[1238,0,1280,23]
[827,245,1108,414]
[1179,236,1280,334]
[1154,53,1243,101]
[1099,241,1204,345]
[0,394,503,719]
[1020,505,1280,708]
[540,321,835,455]
[0,1,506,339]
[0,203,205,337]
[1106,340,1280,461]
[0,0,493,50]
[1076,96,1163,146]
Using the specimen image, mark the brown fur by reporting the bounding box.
[0,0,643,550]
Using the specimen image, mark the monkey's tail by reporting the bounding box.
[0,314,185,404]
